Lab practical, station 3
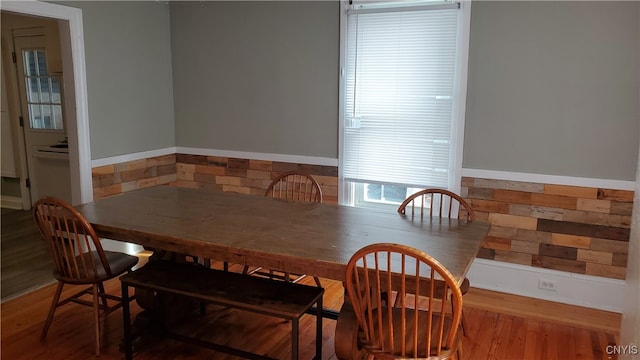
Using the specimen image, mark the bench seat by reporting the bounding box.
[120,260,324,360]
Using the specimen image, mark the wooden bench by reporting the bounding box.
[120,260,324,360]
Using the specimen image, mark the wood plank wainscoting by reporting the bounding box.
[91,154,339,204]
[461,178,632,281]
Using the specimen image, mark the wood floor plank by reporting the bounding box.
[523,319,545,360]
[464,308,499,358]
[557,324,576,360]
[1,209,55,301]
[542,321,560,360]
[503,314,527,360]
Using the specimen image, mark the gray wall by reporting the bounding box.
[60,1,175,160]
[464,1,639,181]
[56,1,639,181]
[170,1,339,158]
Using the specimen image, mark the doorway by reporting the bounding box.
[1,1,92,208]
[4,20,71,205]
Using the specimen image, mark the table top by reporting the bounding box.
[75,186,489,283]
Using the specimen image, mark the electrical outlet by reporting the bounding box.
[538,278,558,291]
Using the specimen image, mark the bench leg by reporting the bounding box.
[291,318,299,360]
[316,296,323,360]
[121,282,133,360]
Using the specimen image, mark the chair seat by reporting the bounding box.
[102,251,139,278]
[55,251,138,284]
[369,306,462,359]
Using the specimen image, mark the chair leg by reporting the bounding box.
[313,276,322,287]
[98,282,109,309]
[92,284,101,356]
[457,340,464,360]
[41,281,64,342]
[461,308,467,335]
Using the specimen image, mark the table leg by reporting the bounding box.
[315,295,323,360]
[122,281,133,360]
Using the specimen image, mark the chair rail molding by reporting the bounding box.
[91,147,338,168]
[91,147,177,168]
[462,168,636,191]
[175,147,339,167]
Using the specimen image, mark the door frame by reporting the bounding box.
[2,1,92,206]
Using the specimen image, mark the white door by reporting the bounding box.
[12,31,71,204]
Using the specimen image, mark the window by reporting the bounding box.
[22,49,64,130]
[339,0,470,209]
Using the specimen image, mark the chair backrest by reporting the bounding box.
[397,188,474,221]
[345,243,463,359]
[265,171,323,203]
[33,197,112,283]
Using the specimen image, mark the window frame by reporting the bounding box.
[338,0,472,207]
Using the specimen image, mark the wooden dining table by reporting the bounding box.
[75,185,489,359]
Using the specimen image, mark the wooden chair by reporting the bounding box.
[33,197,139,356]
[245,171,323,287]
[344,243,464,359]
[397,188,473,222]
[397,188,473,334]
[264,171,323,203]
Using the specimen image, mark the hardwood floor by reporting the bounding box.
[0,261,621,360]
[1,208,54,301]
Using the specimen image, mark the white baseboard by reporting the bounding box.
[1,196,24,210]
[467,258,625,313]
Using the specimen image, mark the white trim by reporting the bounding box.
[462,168,636,191]
[90,147,339,168]
[91,147,177,168]
[467,258,626,313]
[338,1,348,204]
[449,0,471,196]
[66,10,92,205]
[1,196,24,210]
[2,1,73,19]
[176,147,339,167]
[2,1,93,206]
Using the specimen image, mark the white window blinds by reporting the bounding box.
[343,2,460,188]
